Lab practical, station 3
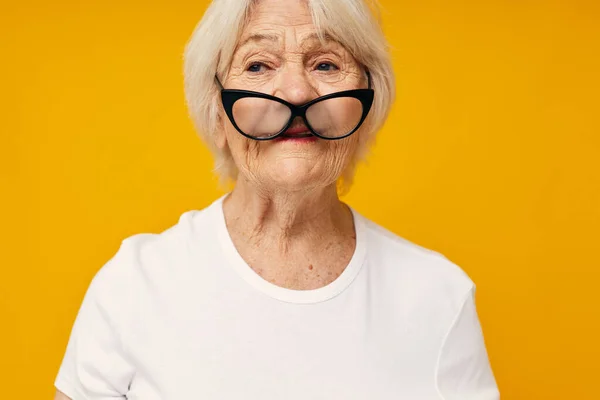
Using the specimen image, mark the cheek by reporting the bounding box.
[337,134,360,157]
[321,134,360,171]
[223,120,247,159]
[224,122,264,168]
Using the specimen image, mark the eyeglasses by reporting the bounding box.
[215,72,374,141]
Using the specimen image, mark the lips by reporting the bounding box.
[280,125,314,138]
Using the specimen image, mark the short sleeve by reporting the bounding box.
[436,286,500,400]
[55,243,135,399]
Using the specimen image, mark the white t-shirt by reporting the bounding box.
[55,194,499,399]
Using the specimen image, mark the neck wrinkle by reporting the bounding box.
[223,178,353,255]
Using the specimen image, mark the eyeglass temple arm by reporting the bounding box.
[214,75,224,90]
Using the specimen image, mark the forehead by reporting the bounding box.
[244,0,313,30]
[238,0,326,49]
[235,32,339,54]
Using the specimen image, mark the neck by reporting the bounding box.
[222,177,353,255]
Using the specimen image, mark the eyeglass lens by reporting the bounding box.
[231,96,363,139]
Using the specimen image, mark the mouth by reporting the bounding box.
[277,125,315,139]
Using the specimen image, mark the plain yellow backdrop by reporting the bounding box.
[1,0,599,398]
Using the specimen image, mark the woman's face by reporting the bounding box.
[217,0,367,192]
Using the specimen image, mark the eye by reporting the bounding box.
[247,62,266,73]
[316,62,338,71]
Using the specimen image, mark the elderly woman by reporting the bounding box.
[55,0,499,399]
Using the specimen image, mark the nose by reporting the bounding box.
[273,67,317,106]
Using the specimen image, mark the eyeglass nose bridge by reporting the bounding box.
[286,102,311,122]
[280,99,331,136]
[267,96,325,136]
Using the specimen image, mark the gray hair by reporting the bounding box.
[183,0,395,193]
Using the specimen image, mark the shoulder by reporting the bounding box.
[357,212,475,309]
[90,204,217,302]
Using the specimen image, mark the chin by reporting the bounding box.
[267,159,330,190]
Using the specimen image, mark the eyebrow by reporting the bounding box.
[299,32,337,49]
[237,33,280,50]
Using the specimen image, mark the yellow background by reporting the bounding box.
[1,0,599,398]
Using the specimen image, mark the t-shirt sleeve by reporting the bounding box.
[436,286,500,400]
[55,243,135,399]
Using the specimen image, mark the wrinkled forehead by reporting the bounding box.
[235,31,343,54]
[235,0,346,53]
[243,0,313,31]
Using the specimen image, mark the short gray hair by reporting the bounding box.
[183,0,395,192]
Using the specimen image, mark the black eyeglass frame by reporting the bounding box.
[215,71,374,141]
